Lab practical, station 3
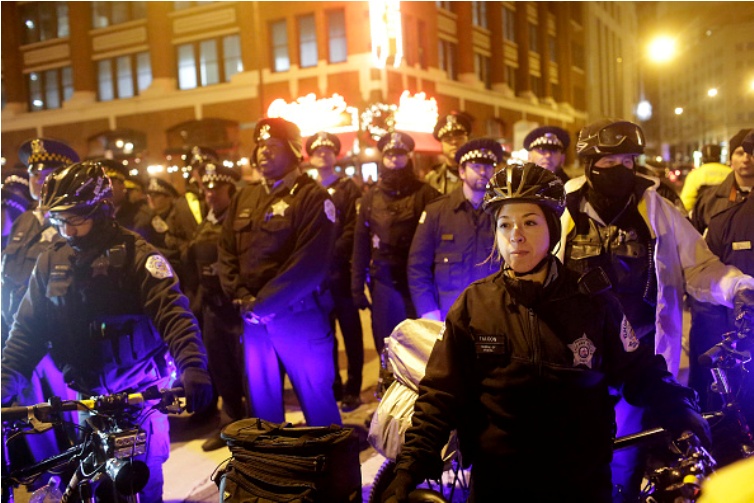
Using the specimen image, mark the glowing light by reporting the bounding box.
[115,139,124,148]
[674,107,684,115]
[750,79,754,92]
[369,0,403,68]
[707,88,718,97]
[345,166,356,177]
[129,168,140,177]
[648,36,676,63]
[267,93,359,137]
[223,160,234,168]
[33,99,43,107]
[124,142,134,153]
[393,91,438,133]
[636,100,653,121]
[147,165,164,174]
[1,156,6,166]
[306,169,318,180]
[238,157,249,166]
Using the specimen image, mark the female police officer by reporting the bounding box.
[382,163,709,502]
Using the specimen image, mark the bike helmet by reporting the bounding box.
[483,162,566,217]
[576,119,645,158]
[39,161,113,216]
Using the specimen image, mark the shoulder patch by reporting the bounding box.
[620,316,640,352]
[324,199,336,223]
[145,254,173,279]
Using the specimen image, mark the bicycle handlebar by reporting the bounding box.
[1,387,185,422]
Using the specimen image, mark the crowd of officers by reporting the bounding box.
[0,113,752,502]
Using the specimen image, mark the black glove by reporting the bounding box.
[380,469,416,503]
[734,288,754,336]
[233,295,256,316]
[666,407,712,449]
[181,367,214,414]
[353,293,372,311]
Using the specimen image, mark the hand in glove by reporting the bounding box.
[353,293,372,311]
[181,367,214,414]
[380,469,416,503]
[734,288,754,336]
[666,406,712,449]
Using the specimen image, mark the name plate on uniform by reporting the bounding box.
[732,241,752,251]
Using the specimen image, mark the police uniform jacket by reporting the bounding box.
[1,223,208,397]
[395,259,699,498]
[351,179,439,295]
[425,163,462,195]
[114,198,152,239]
[559,175,754,376]
[407,187,496,318]
[326,176,361,272]
[218,172,337,318]
[690,171,748,234]
[1,210,61,336]
[186,209,230,308]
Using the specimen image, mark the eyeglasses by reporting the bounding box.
[48,213,91,227]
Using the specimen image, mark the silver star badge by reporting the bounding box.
[271,199,289,217]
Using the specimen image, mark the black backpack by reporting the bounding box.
[216,418,362,502]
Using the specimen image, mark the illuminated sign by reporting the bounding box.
[362,91,438,140]
[369,0,403,69]
[267,93,359,137]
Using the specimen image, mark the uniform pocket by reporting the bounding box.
[434,252,464,291]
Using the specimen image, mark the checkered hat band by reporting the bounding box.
[530,136,564,149]
[460,149,498,165]
[310,138,336,151]
[2,198,26,213]
[203,173,235,185]
[28,152,76,165]
[437,123,466,139]
[3,175,29,187]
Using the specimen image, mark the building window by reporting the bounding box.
[475,54,491,89]
[572,42,585,70]
[177,34,243,90]
[173,1,214,10]
[472,2,488,29]
[27,67,72,112]
[91,2,146,29]
[436,2,454,12]
[97,52,152,101]
[298,14,318,68]
[505,65,517,92]
[438,39,457,80]
[502,7,516,42]
[548,36,558,63]
[530,75,542,97]
[551,82,561,101]
[20,3,69,45]
[418,21,428,69]
[327,10,347,63]
[529,23,539,53]
[271,20,290,72]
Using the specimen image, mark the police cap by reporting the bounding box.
[94,158,130,182]
[305,132,341,157]
[200,162,241,189]
[523,126,570,152]
[377,131,415,155]
[433,111,473,141]
[185,146,219,168]
[18,138,80,174]
[254,118,303,160]
[455,138,505,166]
[146,177,179,198]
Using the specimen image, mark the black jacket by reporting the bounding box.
[407,187,496,318]
[1,223,207,397]
[396,259,699,500]
[218,172,336,318]
[691,172,747,234]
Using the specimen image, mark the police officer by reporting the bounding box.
[680,144,730,213]
[1,167,33,248]
[185,161,246,451]
[306,131,366,412]
[218,118,341,427]
[352,131,440,354]
[1,161,213,502]
[690,129,752,234]
[524,125,571,183]
[98,159,152,238]
[1,138,79,467]
[408,138,501,321]
[426,112,473,194]
[559,119,754,500]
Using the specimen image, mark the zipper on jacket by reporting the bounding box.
[527,307,543,376]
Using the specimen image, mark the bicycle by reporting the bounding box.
[1,386,185,503]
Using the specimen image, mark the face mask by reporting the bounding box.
[588,165,635,199]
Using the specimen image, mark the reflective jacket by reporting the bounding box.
[559,176,754,376]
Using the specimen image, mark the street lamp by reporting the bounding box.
[707,88,718,97]
[674,107,684,115]
[648,36,676,63]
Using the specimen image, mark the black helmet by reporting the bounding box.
[483,163,566,217]
[40,161,113,216]
[576,119,645,158]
